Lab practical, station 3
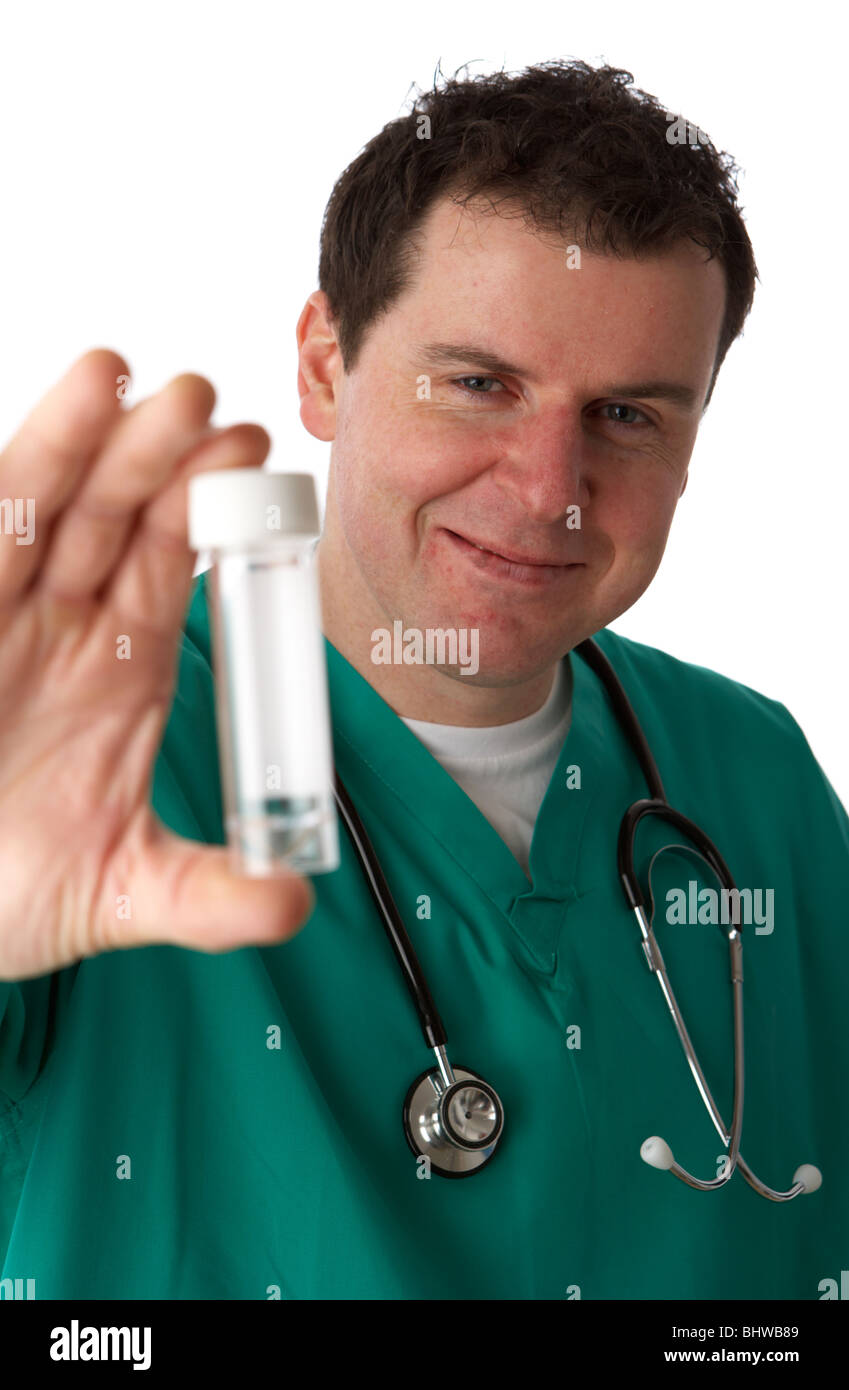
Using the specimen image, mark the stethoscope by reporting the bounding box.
[332,637,823,1197]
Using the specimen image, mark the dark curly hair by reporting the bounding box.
[318,59,758,409]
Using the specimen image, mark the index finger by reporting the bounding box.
[0,348,130,598]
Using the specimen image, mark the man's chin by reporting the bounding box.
[422,639,576,689]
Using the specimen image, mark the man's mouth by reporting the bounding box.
[441,528,584,583]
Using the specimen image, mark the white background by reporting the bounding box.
[1,0,846,802]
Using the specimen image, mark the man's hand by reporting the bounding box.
[0,348,314,982]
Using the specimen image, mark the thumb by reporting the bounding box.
[113,821,316,954]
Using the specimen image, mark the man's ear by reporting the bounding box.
[296,290,342,443]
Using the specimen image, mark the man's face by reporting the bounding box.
[303,195,726,691]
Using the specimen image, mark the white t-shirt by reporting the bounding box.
[399,659,573,880]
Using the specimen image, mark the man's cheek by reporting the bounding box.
[597,527,667,595]
[608,496,675,556]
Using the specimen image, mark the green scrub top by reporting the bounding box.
[1,568,848,1300]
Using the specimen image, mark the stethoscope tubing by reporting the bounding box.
[332,770,448,1052]
[331,637,820,1199]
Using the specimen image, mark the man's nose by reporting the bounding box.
[491,409,590,524]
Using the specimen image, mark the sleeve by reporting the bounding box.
[773,702,849,1204]
[0,971,79,1106]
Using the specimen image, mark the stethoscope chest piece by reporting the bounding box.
[336,638,823,1201]
[403,1065,504,1178]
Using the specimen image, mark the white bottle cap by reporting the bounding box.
[188,469,320,550]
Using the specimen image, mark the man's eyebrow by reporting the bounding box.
[414,343,699,410]
[415,342,537,379]
[598,381,699,410]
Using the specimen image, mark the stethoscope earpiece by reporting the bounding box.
[335,638,822,1199]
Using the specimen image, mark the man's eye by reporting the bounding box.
[599,403,651,426]
[452,376,506,397]
[448,383,651,425]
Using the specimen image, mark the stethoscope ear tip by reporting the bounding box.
[793,1163,823,1194]
[641,1135,675,1170]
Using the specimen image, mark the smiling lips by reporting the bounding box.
[443,528,583,582]
[454,532,570,566]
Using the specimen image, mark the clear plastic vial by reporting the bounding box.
[188,468,339,877]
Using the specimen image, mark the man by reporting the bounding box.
[1,60,847,1300]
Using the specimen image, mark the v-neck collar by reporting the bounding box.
[325,637,626,969]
